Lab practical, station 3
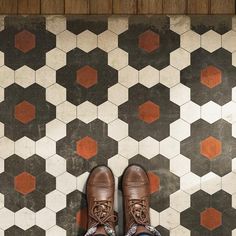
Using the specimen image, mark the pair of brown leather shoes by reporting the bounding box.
[84,165,161,236]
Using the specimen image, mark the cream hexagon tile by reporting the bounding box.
[0,122,4,139]
[108,119,128,141]
[77,30,97,53]
[160,208,180,230]
[139,136,159,159]
[46,154,66,177]
[36,66,56,88]
[233,158,236,173]
[170,83,190,106]
[222,172,236,194]
[108,83,128,106]
[139,65,159,88]
[181,30,200,53]
[0,51,4,67]
[108,16,128,35]
[46,48,66,70]
[0,87,3,103]
[0,158,3,173]
[180,101,201,124]
[77,101,97,124]
[15,136,35,159]
[170,48,190,70]
[36,137,56,159]
[160,65,180,88]
[56,101,76,124]
[150,208,159,227]
[98,101,118,124]
[201,30,221,53]
[181,172,201,194]
[0,122,3,137]
[46,83,66,105]
[170,154,191,177]
[170,225,190,236]
[36,208,56,230]
[0,66,14,88]
[170,190,190,212]
[46,16,66,35]
[0,208,14,230]
[0,137,14,159]
[108,154,128,177]
[0,230,3,236]
[46,225,67,236]
[160,137,180,159]
[15,66,35,88]
[0,193,3,208]
[77,171,89,193]
[98,30,118,52]
[56,172,77,194]
[118,136,138,159]
[233,193,236,209]
[222,101,236,124]
[201,101,222,124]
[108,48,128,70]
[170,119,191,141]
[170,16,190,35]
[233,52,236,67]
[15,208,35,230]
[118,66,138,88]
[46,119,66,141]
[201,172,221,195]
[222,30,236,52]
[46,190,66,212]
[57,30,76,52]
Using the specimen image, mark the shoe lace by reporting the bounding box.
[129,199,149,225]
[89,200,117,228]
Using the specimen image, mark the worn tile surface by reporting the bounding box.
[0,15,236,236]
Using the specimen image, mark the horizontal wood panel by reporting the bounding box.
[0,0,17,14]
[41,0,64,14]
[0,0,235,15]
[65,0,89,14]
[18,0,40,14]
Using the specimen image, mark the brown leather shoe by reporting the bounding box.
[85,166,117,236]
[122,165,161,236]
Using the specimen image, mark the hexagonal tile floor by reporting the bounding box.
[0,15,236,236]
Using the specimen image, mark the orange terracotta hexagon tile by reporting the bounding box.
[138,101,160,124]
[15,30,36,53]
[200,208,222,230]
[200,136,222,160]
[14,101,36,124]
[148,171,160,194]
[14,172,36,195]
[139,30,160,53]
[76,136,98,160]
[201,66,222,89]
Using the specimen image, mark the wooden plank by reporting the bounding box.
[18,0,40,14]
[113,0,137,14]
[187,0,209,14]
[163,0,186,14]
[138,0,162,14]
[211,0,235,14]
[90,0,112,14]
[41,0,64,14]
[0,0,17,14]
[65,0,89,14]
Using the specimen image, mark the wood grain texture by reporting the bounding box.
[18,0,40,14]
[163,0,186,14]
[65,0,89,14]
[41,0,64,14]
[0,0,17,14]
[90,0,112,14]
[188,0,209,14]
[138,0,162,14]
[211,0,235,14]
[113,0,137,14]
